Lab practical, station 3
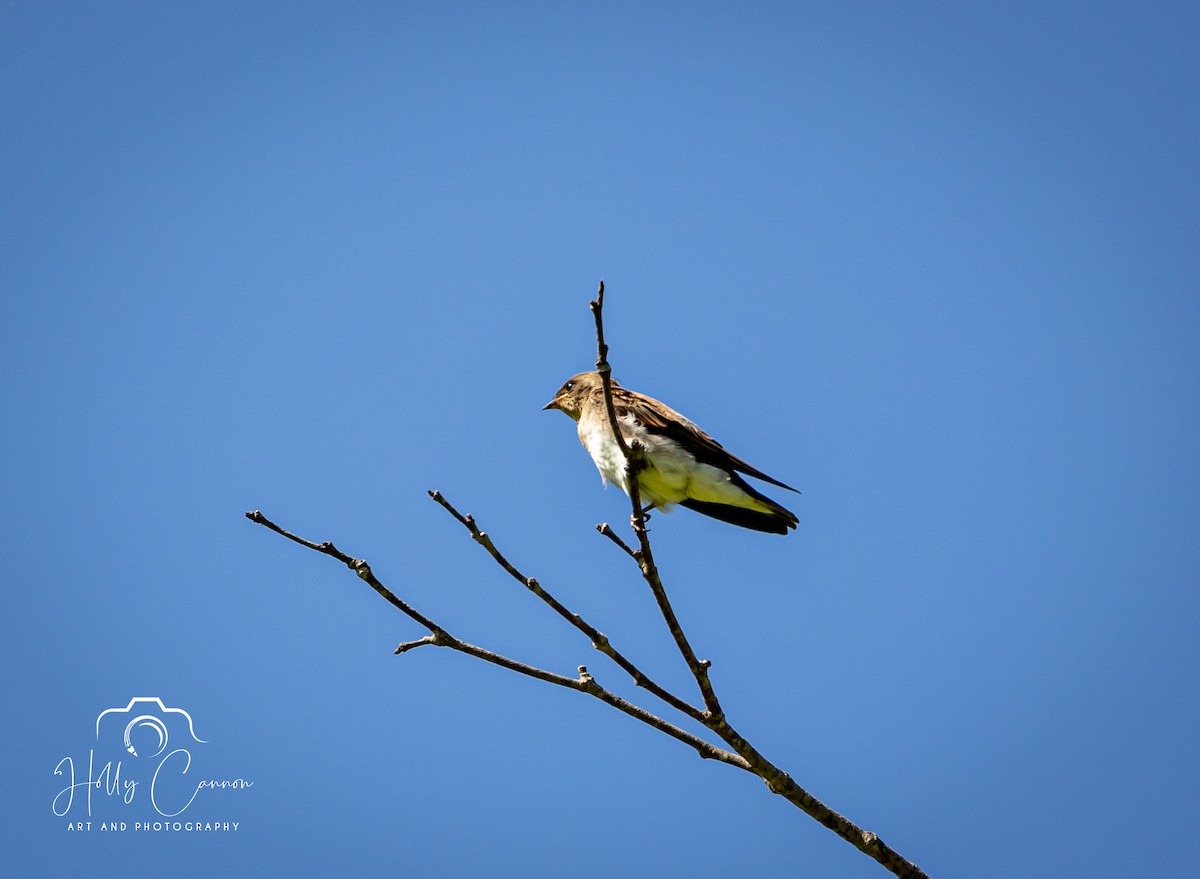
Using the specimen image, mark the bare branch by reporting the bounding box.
[588,280,612,389]
[394,635,437,655]
[244,509,444,634]
[587,287,725,721]
[427,491,706,723]
[573,667,749,769]
[589,281,646,517]
[244,509,746,769]
[595,522,637,559]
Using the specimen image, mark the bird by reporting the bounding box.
[543,371,798,534]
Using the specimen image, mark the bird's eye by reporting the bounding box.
[565,381,574,391]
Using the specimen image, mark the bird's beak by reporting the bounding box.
[542,398,560,411]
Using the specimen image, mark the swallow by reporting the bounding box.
[544,371,798,534]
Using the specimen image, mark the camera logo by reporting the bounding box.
[54,695,251,828]
[96,697,207,758]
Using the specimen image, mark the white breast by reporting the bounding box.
[577,410,636,493]
[576,408,696,509]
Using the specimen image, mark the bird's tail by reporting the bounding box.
[680,494,798,535]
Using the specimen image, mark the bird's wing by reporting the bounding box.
[613,387,798,493]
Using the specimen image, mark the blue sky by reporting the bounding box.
[3,2,1198,876]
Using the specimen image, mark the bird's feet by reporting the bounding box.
[632,504,654,532]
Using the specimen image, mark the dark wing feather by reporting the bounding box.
[615,388,798,493]
[679,499,793,534]
[679,471,798,533]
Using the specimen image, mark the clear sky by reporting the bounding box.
[3,2,1198,877]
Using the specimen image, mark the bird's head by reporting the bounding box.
[542,371,615,421]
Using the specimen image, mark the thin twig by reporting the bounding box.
[244,509,444,634]
[595,523,637,559]
[244,509,746,768]
[588,284,724,721]
[589,281,647,528]
[427,491,705,723]
[395,635,437,654]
